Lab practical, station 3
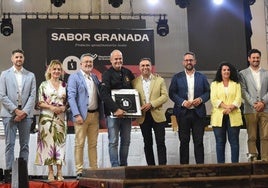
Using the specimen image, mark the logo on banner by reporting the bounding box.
[62,56,81,74]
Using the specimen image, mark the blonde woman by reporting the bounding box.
[35,60,67,181]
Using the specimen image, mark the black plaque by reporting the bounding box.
[114,94,137,113]
[111,89,142,118]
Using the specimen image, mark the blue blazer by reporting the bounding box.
[169,71,210,118]
[67,71,101,121]
[0,67,36,118]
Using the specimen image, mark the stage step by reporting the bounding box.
[79,162,268,188]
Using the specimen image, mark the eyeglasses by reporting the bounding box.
[184,59,194,62]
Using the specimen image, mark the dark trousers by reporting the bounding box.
[140,112,167,165]
[177,110,205,164]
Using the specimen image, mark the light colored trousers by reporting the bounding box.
[74,112,99,174]
[245,112,268,161]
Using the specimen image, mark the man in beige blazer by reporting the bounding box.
[132,58,168,165]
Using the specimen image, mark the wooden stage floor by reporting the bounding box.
[80,162,268,188]
[2,162,268,188]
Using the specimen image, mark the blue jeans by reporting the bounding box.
[107,117,132,167]
[3,117,32,169]
[213,115,240,163]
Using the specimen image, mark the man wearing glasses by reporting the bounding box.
[169,52,210,164]
[68,53,101,179]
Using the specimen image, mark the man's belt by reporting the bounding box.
[87,109,98,113]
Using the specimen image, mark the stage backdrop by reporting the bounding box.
[187,0,248,71]
[21,19,148,89]
[47,28,155,81]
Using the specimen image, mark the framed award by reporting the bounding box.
[111,89,142,118]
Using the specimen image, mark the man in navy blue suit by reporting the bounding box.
[68,53,101,179]
[169,52,210,164]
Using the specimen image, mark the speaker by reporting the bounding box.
[0,168,4,182]
[4,169,12,183]
[11,158,29,188]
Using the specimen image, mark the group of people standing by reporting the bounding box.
[170,49,268,165]
[0,48,267,181]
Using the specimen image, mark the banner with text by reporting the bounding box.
[47,28,155,80]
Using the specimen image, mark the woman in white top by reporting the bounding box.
[35,60,67,181]
[210,61,243,163]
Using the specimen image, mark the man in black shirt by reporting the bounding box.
[100,49,135,167]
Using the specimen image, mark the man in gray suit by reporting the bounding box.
[0,49,36,170]
[240,48,268,161]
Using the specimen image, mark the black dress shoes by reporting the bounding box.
[76,173,82,180]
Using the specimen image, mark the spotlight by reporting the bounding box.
[213,0,223,5]
[51,0,65,7]
[108,0,123,8]
[175,0,190,8]
[157,18,169,37]
[1,17,13,36]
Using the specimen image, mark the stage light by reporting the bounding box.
[213,0,223,5]
[108,0,123,8]
[1,17,13,36]
[175,0,190,8]
[51,0,65,7]
[157,17,169,37]
[148,0,159,5]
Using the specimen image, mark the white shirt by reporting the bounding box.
[142,75,152,103]
[13,66,23,105]
[250,67,261,100]
[81,70,98,110]
[186,71,195,101]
